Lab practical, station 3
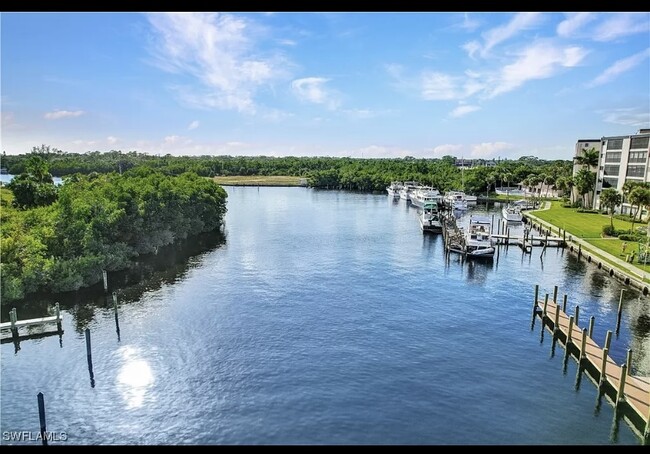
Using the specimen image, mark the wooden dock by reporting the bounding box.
[1,305,63,339]
[532,287,650,440]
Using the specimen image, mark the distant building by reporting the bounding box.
[452,158,498,168]
[591,129,650,217]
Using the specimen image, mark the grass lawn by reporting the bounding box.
[213,175,303,186]
[533,201,637,238]
[530,201,650,280]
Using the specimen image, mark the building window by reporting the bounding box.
[607,139,624,150]
[603,165,620,176]
[628,151,647,163]
[602,177,618,188]
[605,151,622,162]
[626,165,646,178]
[630,136,650,149]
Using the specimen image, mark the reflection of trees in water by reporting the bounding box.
[1,230,226,332]
[628,298,650,376]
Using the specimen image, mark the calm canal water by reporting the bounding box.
[2,187,649,445]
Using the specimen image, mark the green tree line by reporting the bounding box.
[1,166,227,303]
[1,146,573,195]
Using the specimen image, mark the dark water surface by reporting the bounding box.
[2,187,649,445]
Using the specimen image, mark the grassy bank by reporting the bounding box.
[530,201,650,278]
[213,175,304,186]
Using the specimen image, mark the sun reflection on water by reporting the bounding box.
[116,346,154,409]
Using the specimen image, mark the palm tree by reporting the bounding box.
[628,187,650,232]
[574,168,596,209]
[574,147,600,208]
[599,188,622,229]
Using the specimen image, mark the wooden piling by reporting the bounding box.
[600,347,609,387]
[85,328,94,387]
[553,285,559,304]
[580,328,587,360]
[589,316,595,338]
[578,243,582,259]
[616,289,624,331]
[575,305,580,325]
[626,349,632,373]
[10,307,17,330]
[533,284,539,314]
[617,364,627,405]
[605,330,612,351]
[554,304,560,333]
[37,392,47,446]
[113,293,120,339]
[543,294,549,316]
[102,269,108,293]
[562,294,567,313]
[567,316,575,344]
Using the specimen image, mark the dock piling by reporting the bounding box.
[554,304,560,333]
[579,328,587,359]
[616,289,625,333]
[37,392,47,446]
[600,347,609,387]
[605,330,613,351]
[567,316,575,344]
[575,305,580,325]
[102,269,108,293]
[533,284,539,314]
[85,328,95,387]
[617,364,627,405]
[543,294,549,316]
[553,286,559,304]
[626,349,633,373]
[562,294,567,313]
[589,316,595,338]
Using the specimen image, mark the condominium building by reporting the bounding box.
[592,128,650,215]
[572,138,602,207]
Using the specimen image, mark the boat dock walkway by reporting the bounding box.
[1,305,63,340]
[532,286,650,439]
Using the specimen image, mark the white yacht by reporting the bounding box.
[444,191,468,210]
[411,186,442,209]
[386,181,403,198]
[419,201,443,233]
[465,215,495,258]
[399,181,419,201]
[502,204,523,222]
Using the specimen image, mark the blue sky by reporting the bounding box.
[2,12,649,160]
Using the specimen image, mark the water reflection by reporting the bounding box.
[116,346,154,410]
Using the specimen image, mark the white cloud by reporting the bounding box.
[449,105,481,118]
[556,13,596,37]
[107,136,119,145]
[460,13,480,32]
[1,111,19,129]
[277,38,297,46]
[462,41,481,59]
[467,13,542,58]
[488,41,588,98]
[593,13,650,42]
[586,48,650,88]
[432,144,464,157]
[602,108,650,127]
[187,120,200,130]
[291,77,340,110]
[470,142,515,158]
[44,110,85,120]
[147,13,288,113]
[421,72,458,100]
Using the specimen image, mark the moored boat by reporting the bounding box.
[465,215,495,258]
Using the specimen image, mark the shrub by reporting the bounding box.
[618,234,639,242]
[602,225,616,236]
